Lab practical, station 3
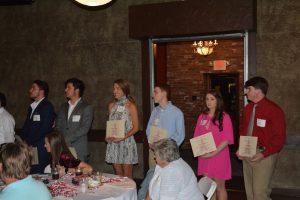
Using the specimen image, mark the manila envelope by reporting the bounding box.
[149,126,168,144]
[31,147,39,165]
[106,119,125,138]
[239,136,258,157]
[190,132,217,157]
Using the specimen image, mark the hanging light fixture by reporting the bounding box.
[74,0,112,6]
[193,40,218,56]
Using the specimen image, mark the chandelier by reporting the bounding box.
[193,40,218,56]
[74,0,112,6]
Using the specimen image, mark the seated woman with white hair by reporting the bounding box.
[146,138,204,200]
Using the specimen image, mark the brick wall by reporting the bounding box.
[166,39,244,147]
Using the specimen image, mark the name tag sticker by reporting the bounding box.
[72,115,81,122]
[153,118,160,126]
[33,115,40,121]
[257,119,266,127]
[200,120,207,126]
[117,106,125,112]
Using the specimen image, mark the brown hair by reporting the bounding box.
[202,90,224,131]
[114,79,135,103]
[0,142,32,180]
[45,131,73,168]
[154,83,170,100]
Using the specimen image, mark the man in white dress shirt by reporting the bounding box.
[0,93,15,147]
[21,80,55,174]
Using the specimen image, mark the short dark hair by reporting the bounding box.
[245,76,269,95]
[0,92,6,107]
[154,83,170,100]
[33,80,49,98]
[65,78,85,97]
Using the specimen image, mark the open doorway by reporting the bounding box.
[150,35,246,144]
[149,34,248,177]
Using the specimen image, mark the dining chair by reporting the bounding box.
[198,176,217,200]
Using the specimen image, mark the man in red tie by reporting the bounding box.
[237,76,286,200]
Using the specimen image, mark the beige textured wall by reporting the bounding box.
[0,0,176,129]
[257,0,300,135]
[257,0,300,189]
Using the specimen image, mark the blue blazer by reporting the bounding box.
[21,98,55,173]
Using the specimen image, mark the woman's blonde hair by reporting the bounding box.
[0,142,32,180]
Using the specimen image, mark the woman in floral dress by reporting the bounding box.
[105,79,139,178]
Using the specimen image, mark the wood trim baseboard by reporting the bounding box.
[15,128,147,143]
[87,129,146,143]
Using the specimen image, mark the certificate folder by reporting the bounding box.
[148,126,168,144]
[190,132,216,157]
[239,136,258,157]
[106,119,125,138]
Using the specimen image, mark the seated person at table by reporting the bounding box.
[146,138,204,200]
[44,131,93,175]
[0,142,51,200]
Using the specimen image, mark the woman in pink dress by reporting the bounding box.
[194,90,234,200]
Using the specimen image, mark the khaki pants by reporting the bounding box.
[243,153,278,200]
[148,149,156,168]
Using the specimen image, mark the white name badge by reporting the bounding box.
[200,120,207,126]
[33,115,41,121]
[72,115,81,122]
[153,118,160,126]
[257,119,266,127]
[117,106,125,112]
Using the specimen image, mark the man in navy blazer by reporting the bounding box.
[21,80,55,174]
[56,78,93,162]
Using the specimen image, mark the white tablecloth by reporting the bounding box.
[74,173,137,200]
[42,173,137,200]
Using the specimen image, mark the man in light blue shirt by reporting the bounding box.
[138,84,185,200]
[146,84,185,166]
[146,102,185,146]
[0,143,51,200]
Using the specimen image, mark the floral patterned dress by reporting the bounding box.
[105,96,138,164]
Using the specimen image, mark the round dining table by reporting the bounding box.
[34,173,137,200]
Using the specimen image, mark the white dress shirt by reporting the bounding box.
[149,158,204,200]
[68,98,81,119]
[0,107,15,145]
[30,97,45,118]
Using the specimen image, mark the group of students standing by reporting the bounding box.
[135,76,285,200]
[0,76,286,200]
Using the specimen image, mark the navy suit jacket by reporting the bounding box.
[21,98,55,173]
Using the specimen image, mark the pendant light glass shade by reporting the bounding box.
[74,0,112,6]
